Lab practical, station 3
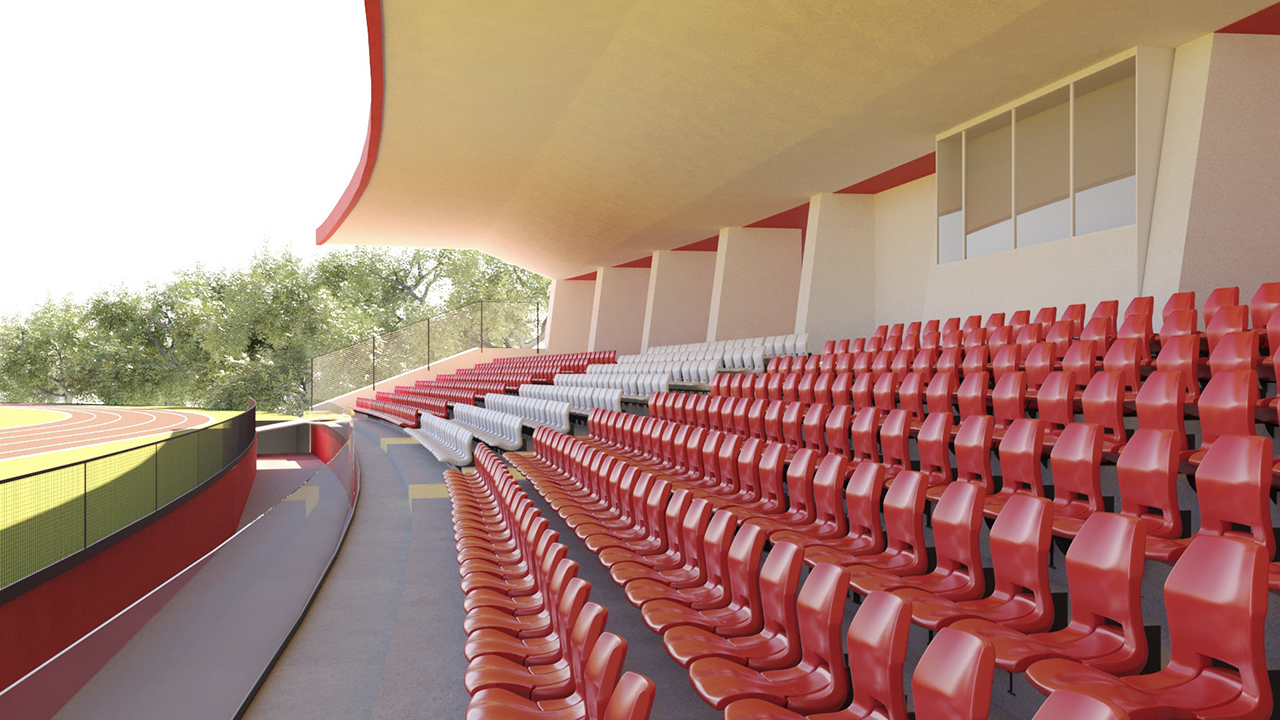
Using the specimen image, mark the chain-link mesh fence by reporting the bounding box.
[0,405,256,591]
[309,301,543,408]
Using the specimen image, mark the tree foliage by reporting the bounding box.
[0,247,549,414]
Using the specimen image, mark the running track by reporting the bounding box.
[0,406,215,461]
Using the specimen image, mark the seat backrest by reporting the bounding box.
[1193,436,1275,556]
[917,411,954,486]
[1154,333,1201,401]
[911,628,995,720]
[898,371,925,421]
[1051,423,1104,514]
[1103,337,1143,392]
[1116,313,1153,361]
[956,371,989,420]
[1062,340,1097,388]
[992,371,1027,430]
[925,370,958,417]
[1024,342,1055,390]
[988,494,1053,609]
[824,403,852,459]
[929,481,986,600]
[1159,309,1199,342]
[1197,370,1259,447]
[850,406,884,463]
[911,347,938,381]
[998,418,1045,496]
[1036,371,1075,433]
[880,471,929,572]
[1033,306,1058,335]
[1124,295,1154,319]
[724,523,768,618]
[954,414,996,492]
[961,345,988,378]
[880,409,912,474]
[794,563,850,691]
[759,541,806,652]
[1081,370,1125,442]
[782,448,821,523]
[700,510,740,593]
[1205,304,1249,353]
[602,672,656,720]
[1162,291,1195,324]
[802,402,831,452]
[1116,428,1182,540]
[1062,513,1147,668]
[845,462,887,553]
[1163,535,1269,714]
[1208,330,1259,376]
[1203,285,1240,328]
[1061,303,1087,336]
[851,372,873,410]
[581,631,629,720]
[873,371,898,412]
[809,453,850,535]
[756,442,788,508]
[845,591,912,720]
[1248,281,1280,331]
[812,372,834,406]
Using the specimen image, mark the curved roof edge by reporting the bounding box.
[316,0,385,245]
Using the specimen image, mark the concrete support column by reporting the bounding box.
[706,227,803,342]
[642,250,716,350]
[545,278,595,354]
[795,193,875,346]
[589,266,650,354]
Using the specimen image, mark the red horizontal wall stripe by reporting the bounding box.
[1218,1,1280,34]
[613,256,653,269]
[837,152,936,194]
[565,271,598,281]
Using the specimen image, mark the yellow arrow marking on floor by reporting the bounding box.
[285,485,319,516]
[410,483,449,509]
[381,437,419,452]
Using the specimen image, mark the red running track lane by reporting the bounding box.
[0,407,215,462]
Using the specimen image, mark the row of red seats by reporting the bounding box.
[598,405,1280,578]
[695,356,1279,481]
[416,377,510,399]
[818,284,1280,357]
[376,390,449,418]
[399,384,478,407]
[354,396,420,426]
[447,444,655,720]
[489,351,617,375]
[513,427,1270,718]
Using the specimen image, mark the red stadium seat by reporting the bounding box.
[983,418,1046,518]
[953,512,1147,675]
[895,494,1054,633]
[1026,535,1270,720]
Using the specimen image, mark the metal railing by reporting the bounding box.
[308,300,543,408]
[0,403,257,592]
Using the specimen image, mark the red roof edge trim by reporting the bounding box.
[837,152,937,194]
[316,0,385,244]
[1218,1,1280,34]
[566,272,598,281]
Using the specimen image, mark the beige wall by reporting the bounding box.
[643,250,716,349]
[796,193,876,344]
[1179,32,1280,303]
[874,176,935,326]
[589,266,650,354]
[546,279,595,354]
[707,227,803,341]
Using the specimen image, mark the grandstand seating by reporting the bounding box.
[485,393,572,433]
[452,403,526,451]
[407,413,475,465]
[347,283,1279,719]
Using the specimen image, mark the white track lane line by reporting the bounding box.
[0,409,217,461]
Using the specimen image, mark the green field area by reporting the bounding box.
[0,407,68,430]
[0,408,241,482]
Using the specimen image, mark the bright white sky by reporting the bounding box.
[0,1,370,318]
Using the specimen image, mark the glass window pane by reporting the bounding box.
[965,113,1012,257]
[1015,88,1070,247]
[1075,175,1136,236]
[1074,58,1135,235]
[938,211,963,263]
[937,133,963,264]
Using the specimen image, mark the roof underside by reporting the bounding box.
[322,0,1273,279]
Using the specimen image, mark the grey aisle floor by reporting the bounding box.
[244,417,470,720]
